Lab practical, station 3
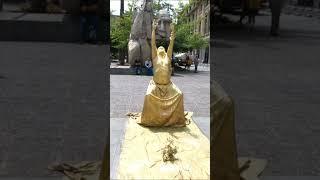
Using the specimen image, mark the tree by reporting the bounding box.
[152,0,175,17]
[120,0,124,16]
[111,14,132,59]
[110,0,138,61]
[173,0,209,53]
[118,0,126,65]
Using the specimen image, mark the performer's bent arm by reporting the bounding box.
[151,20,158,60]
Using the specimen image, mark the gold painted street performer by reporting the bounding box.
[137,19,186,127]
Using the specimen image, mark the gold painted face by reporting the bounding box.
[157,46,166,56]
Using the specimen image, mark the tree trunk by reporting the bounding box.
[119,48,126,65]
[120,0,124,16]
[119,0,125,65]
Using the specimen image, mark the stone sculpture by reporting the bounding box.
[128,0,153,66]
[157,9,172,41]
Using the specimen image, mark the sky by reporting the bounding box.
[110,0,189,15]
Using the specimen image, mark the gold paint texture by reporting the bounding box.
[117,113,210,179]
[139,20,186,127]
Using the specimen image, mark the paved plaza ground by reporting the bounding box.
[0,42,107,178]
[214,13,320,176]
[110,70,210,119]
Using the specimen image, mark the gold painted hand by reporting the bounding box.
[152,19,158,31]
[170,23,176,41]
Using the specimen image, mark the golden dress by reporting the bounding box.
[137,22,186,127]
[137,54,186,127]
[114,22,210,179]
[212,80,241,180]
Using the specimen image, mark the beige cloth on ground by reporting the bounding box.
[117,112,210,179]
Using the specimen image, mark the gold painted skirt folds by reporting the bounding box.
[138,79,186,127]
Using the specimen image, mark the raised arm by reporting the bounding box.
[167,23,175,60]
[151,20,158,60]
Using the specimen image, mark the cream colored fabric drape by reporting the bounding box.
[117,112,210,179]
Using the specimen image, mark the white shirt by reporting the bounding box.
[145,60,152,68]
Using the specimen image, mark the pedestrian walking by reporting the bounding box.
[247,0,260,31]
[194,56,199,73]
[186,53,192,71]
[269,0,286,36]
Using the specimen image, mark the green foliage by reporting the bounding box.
[127,0,139,14]
[174,22,208,53]
[173,0,209,53]
[110,0,138,52]
[110,14,132,50]
[152,0,175,17]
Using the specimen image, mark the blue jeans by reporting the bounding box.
[146,67,153,76]
[80,14,99,42]
[135,66,142,75]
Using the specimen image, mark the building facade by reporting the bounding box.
[185,0,210,63]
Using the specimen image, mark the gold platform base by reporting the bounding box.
[117,112,210,179]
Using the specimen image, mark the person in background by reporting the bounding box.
[145,59,153,76]
[187,53,193,71]
[194,55,199,73]
[269,0,286,36]
[80,0,99,43]
[135,59,142,75]
[185,54,189,70]
[247,0,260,31]
[239,0,249,24]
[171,55,175,76]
